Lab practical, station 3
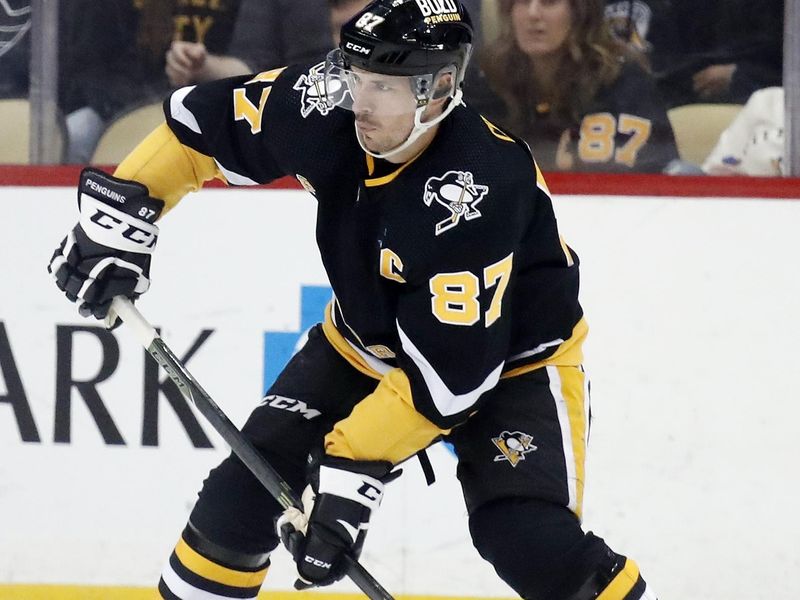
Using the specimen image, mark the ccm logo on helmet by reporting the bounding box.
[415,0,459,17]
[345,41,372,56]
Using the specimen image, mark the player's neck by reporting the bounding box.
[385,123,439,164]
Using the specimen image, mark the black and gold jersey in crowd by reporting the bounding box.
[509,61,678,173]
[158,61,585,430]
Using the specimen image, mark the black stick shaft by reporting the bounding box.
[112,298,394,600]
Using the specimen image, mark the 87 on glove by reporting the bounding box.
[277,457,399,589]
[48,168,164,320]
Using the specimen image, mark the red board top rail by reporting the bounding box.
[0,165,798,199]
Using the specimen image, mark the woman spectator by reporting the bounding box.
[480,0,678,173]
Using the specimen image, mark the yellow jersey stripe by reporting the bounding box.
[321,302,383,380]
[174,538,268,588]
[366,153,375,176]
[534,161,551,196]
[556,365,588,518]
[559,235,575,267]
[480,115,515,143]
[597,558,641,600]
[500,317,588,379]
[245,67,287,85]
[363,144,428,187]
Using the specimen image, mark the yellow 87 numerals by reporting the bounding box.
[429,253,513,327]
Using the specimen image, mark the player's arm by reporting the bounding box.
[48,70,294,320]
[113,122,222,214]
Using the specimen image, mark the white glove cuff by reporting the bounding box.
[317,465,385,512]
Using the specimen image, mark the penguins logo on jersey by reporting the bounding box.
[423,170,488,235]
[294,62,338,118]
[492,430,537,467]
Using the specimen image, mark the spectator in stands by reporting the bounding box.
[480,0,678,173]
[603,0,680,76]
[0,0,31,98]
[165,0,335,87]
[655,0,783,107]
[702,87,784,176]
[163,0,482,88]
[60,0,242,163]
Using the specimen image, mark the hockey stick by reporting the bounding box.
[109,296,395,600]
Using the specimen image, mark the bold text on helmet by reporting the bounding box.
[415,0,459,17]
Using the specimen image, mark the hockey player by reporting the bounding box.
[48,1,659,598]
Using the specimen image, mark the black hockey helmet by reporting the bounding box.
[338,0,474,88]
[325,1,474,158]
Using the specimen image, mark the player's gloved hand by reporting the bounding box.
[48,168,164,322]
[276,456,400,589]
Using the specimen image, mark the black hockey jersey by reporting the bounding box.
[163,61,585,429]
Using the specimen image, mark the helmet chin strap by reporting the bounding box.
[356,89,464,160]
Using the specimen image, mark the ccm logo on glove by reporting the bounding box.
[357,482,382,502]
[80,196,159,253]
[304,556,332,569]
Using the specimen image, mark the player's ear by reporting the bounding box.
[432,70,455,101]
[426,71,456,113]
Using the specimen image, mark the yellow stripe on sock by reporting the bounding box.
[174,538,268,588]
[597,558,641,600]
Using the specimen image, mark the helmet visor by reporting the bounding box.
[324,49,434,118]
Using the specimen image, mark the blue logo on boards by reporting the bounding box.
[263,285,332,393]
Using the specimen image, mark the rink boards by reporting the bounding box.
[1,177,799,600]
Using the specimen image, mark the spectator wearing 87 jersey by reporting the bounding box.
[47,1,661,599]
[48,168,164,321]
[479,0,678,173]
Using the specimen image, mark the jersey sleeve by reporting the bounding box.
[163,62,335,186]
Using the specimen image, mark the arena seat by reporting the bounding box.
[90,101,165,165]
[481,0,500,44]
[667,103,743,166]
[0,98,66,164]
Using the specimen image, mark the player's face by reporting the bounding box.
[510,0,573,59]
[349,68,418,154]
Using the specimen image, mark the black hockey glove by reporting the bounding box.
[276,456,400,589]
[48,168,164,321]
